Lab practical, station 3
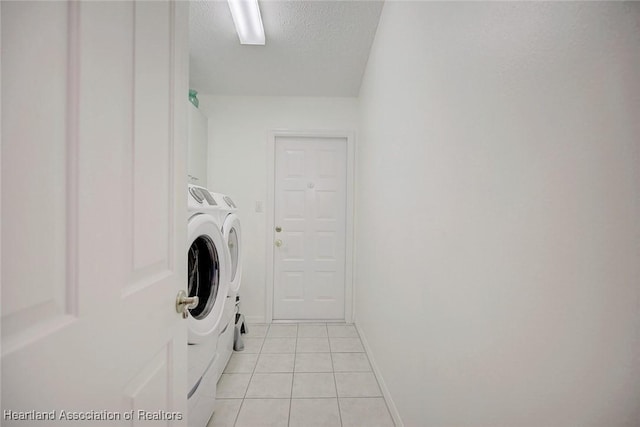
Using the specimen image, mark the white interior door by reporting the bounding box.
[273,136,347,320]
[1,1,189,425]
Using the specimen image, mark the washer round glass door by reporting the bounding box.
[187,235,219,319]
[186,214,230,344]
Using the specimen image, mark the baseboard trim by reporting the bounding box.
[355,322,404,427]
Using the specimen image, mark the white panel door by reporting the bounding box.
[273,137,347,320]
[1,1,189,425]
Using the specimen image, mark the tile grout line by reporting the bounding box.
[225,324,389,427]
[231,396,243,427]
[234,324,269,426]
[328,324,346,427]
[354,324,398,427]
[287,323,299,427]
[355,325,387,403]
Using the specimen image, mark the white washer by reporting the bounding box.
[186,184,232,427]
[205,192,243,388]
[187,186,230,344]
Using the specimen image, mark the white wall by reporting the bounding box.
[356,2,640,427]
[199,96,358,323]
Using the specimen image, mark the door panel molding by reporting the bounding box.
[1,1,80,355]
[266,130,355,323]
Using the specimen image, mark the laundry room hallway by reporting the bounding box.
[207,323,395,427]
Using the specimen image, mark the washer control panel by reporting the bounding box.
[189,187,217,205]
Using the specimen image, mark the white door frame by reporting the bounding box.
[266,130,355,323]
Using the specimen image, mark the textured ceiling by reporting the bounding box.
[189,0,384,96]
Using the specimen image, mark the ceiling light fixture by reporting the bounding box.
[227,0,265,45]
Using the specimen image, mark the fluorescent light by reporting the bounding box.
[227,0,265,45]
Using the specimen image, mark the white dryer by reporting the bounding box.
[203,192,243,388]
[186,184,232,427]
[210,192,243,297]
[187,185,230,344]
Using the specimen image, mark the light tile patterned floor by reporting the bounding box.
[207,323,395,427]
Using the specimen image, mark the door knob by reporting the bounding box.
[275,239,283,247]
[176,290,199,319]
[275,226,282,233]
